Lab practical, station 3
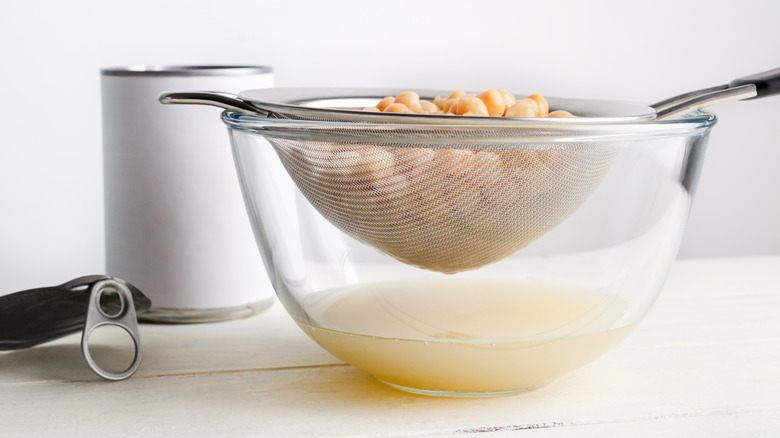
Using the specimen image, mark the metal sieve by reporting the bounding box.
[159,68,778,273]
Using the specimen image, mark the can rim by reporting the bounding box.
[101,65,273,77]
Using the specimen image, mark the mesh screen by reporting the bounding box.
[269,138,616,273]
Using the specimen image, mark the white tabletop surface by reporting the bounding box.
[2,256,779,437]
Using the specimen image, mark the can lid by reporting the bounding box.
[101,65,273,77]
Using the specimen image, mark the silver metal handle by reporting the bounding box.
[158,91,269,116]
[652,84,757,120]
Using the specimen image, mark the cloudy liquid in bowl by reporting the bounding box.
[298,279,635,396]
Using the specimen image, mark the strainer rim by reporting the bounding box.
[221,109,717,144]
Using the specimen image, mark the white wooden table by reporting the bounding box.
[2,257,779,437]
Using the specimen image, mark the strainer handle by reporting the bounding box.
[158,91,269,116]
[729,67,780,99]
[652,67,780,119]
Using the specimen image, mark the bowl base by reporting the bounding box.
[379,380,546,398]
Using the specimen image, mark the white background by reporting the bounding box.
[1,0,778,292]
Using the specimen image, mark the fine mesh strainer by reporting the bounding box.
[160,68,778,273]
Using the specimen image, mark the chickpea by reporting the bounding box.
[547,110,576,118]
[420,100,440,114]
[467,151,504,189]
[447,97,490,116]
[377,96,395,112]
[448,89,466,100]
[527,93,549,117]
[384,103,412,113]
[505,98,539,117]
[477,89,508,117]
[441,98,459,114]
[433,95,447,110]
[363,147,395,181]
[499,89,517,111]
[329,150,365,180]
[374,174,412,205]
[393,147,435,176]
[394,91,424,113]
[434,148,474,176]
[329,147,395,184]
[394,91,421,109]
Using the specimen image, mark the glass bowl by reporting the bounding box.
[223,110,716,397]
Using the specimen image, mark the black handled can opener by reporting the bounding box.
[0,275,151,380]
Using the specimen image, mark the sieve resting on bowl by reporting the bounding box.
[160,68,779,273]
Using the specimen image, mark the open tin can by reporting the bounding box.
[101,65,275,323]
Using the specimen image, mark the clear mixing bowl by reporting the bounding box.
[223,109,716,397]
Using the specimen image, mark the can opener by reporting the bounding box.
[0,275,151,380]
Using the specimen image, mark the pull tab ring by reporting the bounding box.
[81,278,142,381]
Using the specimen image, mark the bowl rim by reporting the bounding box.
[221,108,717,145]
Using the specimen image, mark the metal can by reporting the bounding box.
[101,65,275,323]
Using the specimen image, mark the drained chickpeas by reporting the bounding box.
[527,93,549,117]
[448,89,467,100]
[505,98,539,118]
[394,91,422,112]
[377,96,396,112]
[499,90,517,109]
[547,110,576,118]
[441,98,459,114]
[384,103,413,113]
[448,96,490,116]
[433,95,447,110]
[420,100,440,114]
[364,89,574,118]
[477,89,509,117]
